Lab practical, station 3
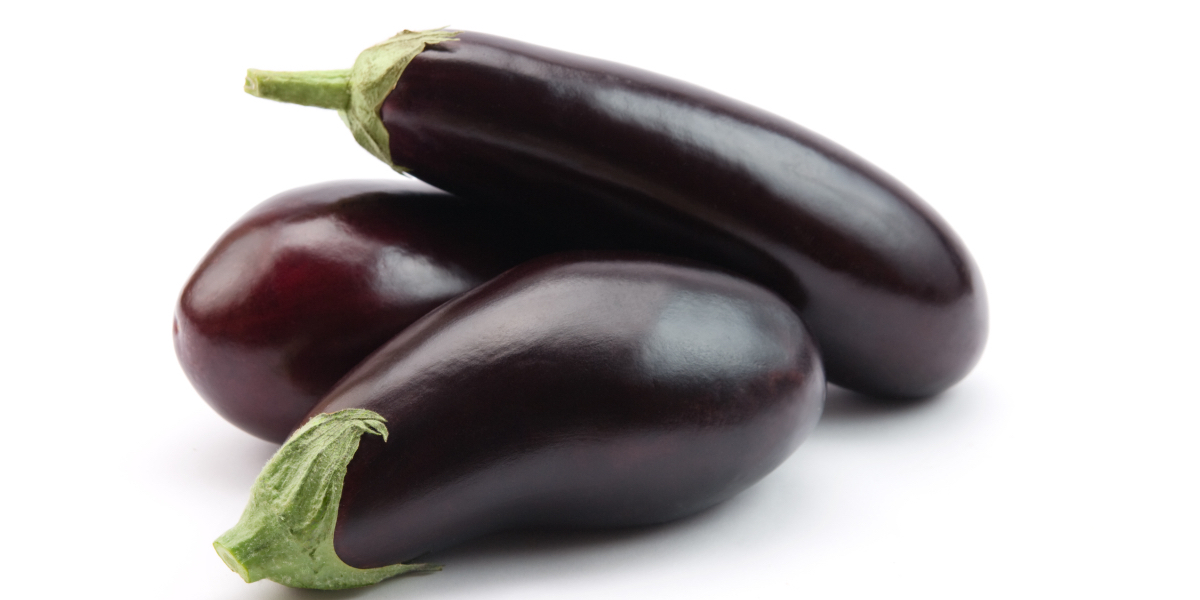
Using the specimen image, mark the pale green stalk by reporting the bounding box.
[213,408,438,589]
[244,28,460,171]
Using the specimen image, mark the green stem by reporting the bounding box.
[213,409,439,590]
[243,28,460,170]
[244,69,352,110]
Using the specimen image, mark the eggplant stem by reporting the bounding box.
[243,28,460,170]
[244,69,352,110]
[213,408,440,589]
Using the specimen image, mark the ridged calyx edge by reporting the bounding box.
[213,408,439,589]
[344,28,460,170]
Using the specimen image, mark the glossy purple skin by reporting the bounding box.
[382,31,987,398]
[313,254,825,568]
[173,180,568,442]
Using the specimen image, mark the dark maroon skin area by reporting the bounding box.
[315,254,825,568]
[382,32,987,398]
[173,180,570,443]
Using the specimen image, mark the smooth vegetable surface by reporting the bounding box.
[246,29,988,398]
[215,253,825,589]
[174,179,567,442]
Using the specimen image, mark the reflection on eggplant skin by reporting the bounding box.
[319,254,825,569]
[383,31,986,398]
[372,246,475,303]
[638,291,791,383]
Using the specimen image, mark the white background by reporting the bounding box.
[2,1,1197,598]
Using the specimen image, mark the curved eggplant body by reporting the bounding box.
[380,32,986,398]
[308,254,825,568]
[174,180,567,442]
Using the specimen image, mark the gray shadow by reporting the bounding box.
[819,384,942,422]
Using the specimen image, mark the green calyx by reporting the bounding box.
[213,408,439,590]
[244,27,459,171]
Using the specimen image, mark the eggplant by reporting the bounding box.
[214,253,825,589]
[173,179,568,443]
[245,29,987,399]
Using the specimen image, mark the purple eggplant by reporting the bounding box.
[173,179,568,442]
[245,29,987,399]
[214,253,825,589]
